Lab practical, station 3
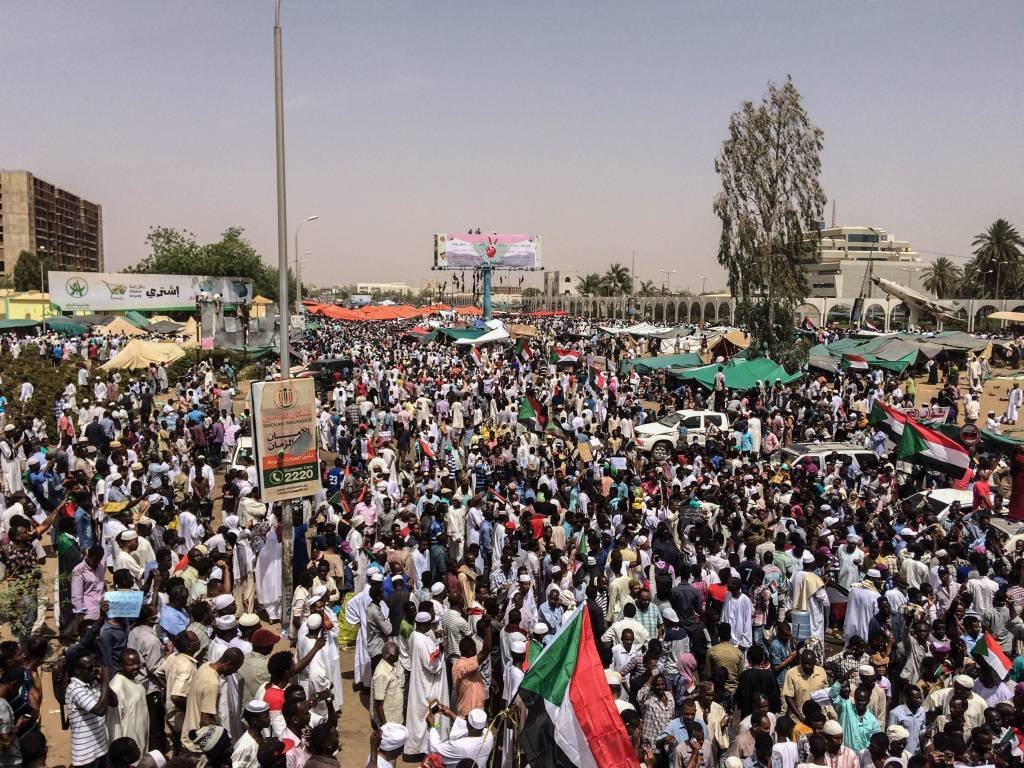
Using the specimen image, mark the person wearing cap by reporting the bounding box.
[886,682,924,753]
[231,698,271,768]
[114,529,145,587]
[297,611,344,717]
[238,627,281,706]
[424,702,496,767]
[405,604,450,756]
[368,722,408,768]
[836,535,865,591]
[844,571,882,645]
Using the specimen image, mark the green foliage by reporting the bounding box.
[602,263,633,295]
[127,226,293,302]
[923,257,962,299]
[576,273,605,296]
[714,76,825,361]
[12,251,57,292]
[0,349,77,431]
[967,218,1024,298]
[0,568,48,639]
[521,287,542,297]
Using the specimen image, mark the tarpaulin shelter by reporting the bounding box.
[145,320,185,334]
[180,317,199,348]
[505,323,538,338]
[704,329,751,358]
[46,316,90,334]
[124,311,151,329]
[101,340,186,370]
[808,336,923,373]
[673,357,802,391]
[621,354,704,374]
[96,316,147,336]
[454,321,510,346]
[436,327,486,342]
[0,319,40,331]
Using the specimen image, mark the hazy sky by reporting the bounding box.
[3,2,1022,291]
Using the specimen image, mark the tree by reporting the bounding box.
[637,280,657,296]
[602,263,632,295]
[968,218,1024,298]
[922,257,962,299]
[12,251,56,292]
[127,226,291,301]
[521,286,542,297]
[713,77,825,364]
[576,273,605,296]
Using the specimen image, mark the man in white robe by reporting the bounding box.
[836,536,865,590]
[296,613,344,716]
[792,564,830,644]
[254,515,282,622]
[1008,384,1023,424]
[721,578,753,649]
[345,583,374,690]
[348,515,368,592]
[404,612,450,756]
[844,569,883,642]
[107,649,150,752]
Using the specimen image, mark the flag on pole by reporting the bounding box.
[588,364,607,390]
[470,346,483,366]
[998,727,1024,759]
[971,632,1013,680]
[419,438,436,460]
[517,604,637,768]
[514,339,534,364]
[869,400,907,441]
[550,347,581,364]
[518,395,547,432]
[895,418,971,477]
[863,318,878,331]
[800,317,817,332]
[841,354,869,371]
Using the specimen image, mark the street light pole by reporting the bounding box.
[700,275,708,295]
[294,215,319,313]
[39,262,46,334]
[273,0,294,637]
[658,269,677,295]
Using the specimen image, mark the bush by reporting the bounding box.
[0,349,78,432]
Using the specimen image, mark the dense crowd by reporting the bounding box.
[1,314,1024,768]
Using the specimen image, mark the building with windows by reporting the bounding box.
[0,170,103,277]
[802,225,927,299]
[543,270,580,296]
[354,281,412,296]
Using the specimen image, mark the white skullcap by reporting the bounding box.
[379,722,408,751]
[847,534,861,544]
[467,708,487,729]
[372,542,386,552]
[858,664,875,676]
[306,614,323,630]
[801,551,815,563]
[369,572,384,583]
[866,568,882,578]
[224,515,240,529]
[414,611,432,623]
[820,504,831,512]
[886,724,909,741]
[245,699,270,714]
[954,674,974,688]
[823,516,838,527]
[533,622,549,635]
[120,530,138,541]
[211,594,235,610]
[725,759,744,768]
[510,639,528,655]
[550,565,562,574]
[238,613,260,628]
[823,720,843,736]
[430,582,446,596]
[660,606,679,623]
[215,615,237,631]
[308,586,329,603]
[518,575,532,584]
[605,669,622,685]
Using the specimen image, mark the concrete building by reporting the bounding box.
[543,270,581,296]
[0,170,103,277]
[803,225,928,299]
[355,281,412,296]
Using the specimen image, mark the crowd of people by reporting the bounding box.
[1,313,1024,768]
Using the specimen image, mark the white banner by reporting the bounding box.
[49,271,254,311]
[897,405,950,422]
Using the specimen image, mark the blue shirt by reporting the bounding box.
[159,605,190,639]
[829,682,880,751]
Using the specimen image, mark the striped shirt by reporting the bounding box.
[66,678,107,767]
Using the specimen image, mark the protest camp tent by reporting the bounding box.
[620,354,704,375]
[124,311,151,329]
[672,357,801,391]
[101,340,186,370]
[96,316,147,336]
[146,320,185,334]
[45,316,90,334]
[808,336,922,373]
[704,329,752,358]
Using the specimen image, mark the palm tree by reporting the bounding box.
[576,273,605,296]
[638,279,657,296]
[603,263,633,295]
[969,218,1024,298]
[922,257,962,299]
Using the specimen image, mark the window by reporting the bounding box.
[847,234,880,244]
[682,415,702,429]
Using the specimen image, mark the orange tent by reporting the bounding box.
[455,306,483,316]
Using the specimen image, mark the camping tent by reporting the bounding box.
[147,319,185,334]
[46,317,90,334]
[96,316,147,336]
[621,354,703,374]
[672,357,801,391]
[101,340,186,370]
[705,329,752,358]
[809,336,924,373]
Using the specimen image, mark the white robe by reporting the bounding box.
[0,441,22,495]
[404,630,450,756]
[255,524,282,621]
[106,673,149,752]
[843,584,879,642]
[721,593,753,648]
[836,547,864,590]
[297,625,344,714]
[345,585,373,688]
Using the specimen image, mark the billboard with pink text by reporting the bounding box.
[434,233,542,270]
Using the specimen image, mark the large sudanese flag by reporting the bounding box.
[517,395,547,432]
[516,604,638,768]
[895,417,970,477]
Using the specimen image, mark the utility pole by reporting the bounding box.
[40,261,46,334]
[273,0,295,636]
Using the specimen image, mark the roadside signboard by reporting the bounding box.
[434,233,541,270]
[960,423,981,446]
[250,378,321,502]
[49,271,253,311]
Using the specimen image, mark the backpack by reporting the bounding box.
[653,561,673,602]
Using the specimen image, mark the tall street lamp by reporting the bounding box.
[658,269,677,295]
[294,215,319,312]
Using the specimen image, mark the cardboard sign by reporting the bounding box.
[104,590,144,619]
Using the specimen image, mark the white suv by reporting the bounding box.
[634,410,729,460]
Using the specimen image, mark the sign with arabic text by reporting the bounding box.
[251,378,321,502]
[896,405,950,422]
[49,271,254,311]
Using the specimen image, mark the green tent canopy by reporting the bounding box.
[46,316,90,334]
[808,336,920,373]
[124,311,151,329]
[436,327,485,341]
[0,319,41,330]
[671,357,802,391]
[621,353,703,375]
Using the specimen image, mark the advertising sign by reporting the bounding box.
[49,271,254,311]
[250,378,321,502]
[434,233,541,270]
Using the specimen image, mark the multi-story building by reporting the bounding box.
[0,170,104,278]
[802,225,927,299]
[543,270,580,296]
[355,281,412,296]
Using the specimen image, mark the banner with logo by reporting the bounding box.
[251,378,321,502]
[49,271,254,311]
[434,233,541,270]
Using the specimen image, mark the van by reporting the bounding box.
[778,441,879,471]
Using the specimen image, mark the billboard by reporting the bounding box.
[49,271,254,311]
[434,233,541,270]
[250,378,321,502]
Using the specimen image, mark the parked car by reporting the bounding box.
[635,410,729,460]
[229,435,254,472]
[778,442,879,471]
